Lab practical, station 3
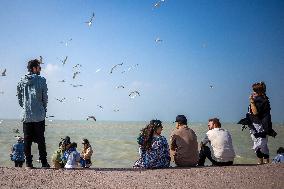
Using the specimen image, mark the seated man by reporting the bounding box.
[198,118,235,166]
[170,115,199,167]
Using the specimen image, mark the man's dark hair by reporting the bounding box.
[209,118,221,128]
[27,59,40,72]
[176,115,187,125]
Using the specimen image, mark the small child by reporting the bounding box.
[272,147,284,163]
[62,142,80,169]
[10,136,25,167]
[51,136,71,169]
[80,139,93,168]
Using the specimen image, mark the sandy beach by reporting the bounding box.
[0,164,283,189]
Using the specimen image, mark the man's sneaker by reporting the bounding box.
[25,163,34,169]
[42,163,51,168]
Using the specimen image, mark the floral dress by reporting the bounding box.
[134,135,170,168]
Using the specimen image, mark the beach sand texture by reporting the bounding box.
[0,164,283,189]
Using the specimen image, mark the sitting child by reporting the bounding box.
[51,136,71,169]
[80,139,93,168]
[62,142,80,169]
[272,147,284,163]
[10,136,25,167]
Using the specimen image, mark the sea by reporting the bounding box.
[0,119,283,168]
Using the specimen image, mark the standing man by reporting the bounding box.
[17,59,50,168]
[170,115,199,167]
[198,118,235,166]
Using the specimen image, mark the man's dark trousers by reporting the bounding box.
[23,120,48,164]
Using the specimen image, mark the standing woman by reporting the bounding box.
[134,120,170,168]
[248,82,276,164]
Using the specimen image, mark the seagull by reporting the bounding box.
[61,56,68,66]
[46,115,55,118]
[77,97,85,102]
[110,62,123,74]
[55,97,66,103]
[97,105,103,110]
[60,38,72,46]
[1,69,6,76]
[73,64,82,69]
[0,120,3,124]
[59,80,66,83]
[116,85,125,89]
[70,84,83,87]
[73,71,80,79]
[12,128,20,134]
[0,91,4,95]
[129,91,140,99]
[87,116,96,121]
[209,85,214,89]
[95,68,101,73]
[113,109,120,112]
[39,56,44,64]
[202,43,208,48]
[153,0,165,8]
[85,12,95,27]
[121,64,139,74]
[155,37,163,43]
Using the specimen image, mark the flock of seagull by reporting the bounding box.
[0,0,213,126]
[1,1,164,124]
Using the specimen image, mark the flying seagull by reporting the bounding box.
[116,85,125,89]
[73,71,80,79]
[60,38,72,46]
[61,56,68,66]
[70,84,83,87]
[0,91,4,95]
[153,0,165,8]
[121,64,139,74]
[55,97,66,103]
[202,43,208,48]
[113,109,120,112]
[95,68,101,73]
[110,62,123,74]
[97,105,103,110]
[209,85,214,89]
[155,37,163,43]
[85,12,95,27]
[12,128,20,134]
[59,80,66,83]
[77,97,85,102]
[1,69,6,76]
[87,116,96,121]
[0,120,3,124]
[73,64,82,69]
[129,91,140,99]
[46,115,55,118]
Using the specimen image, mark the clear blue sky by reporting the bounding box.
[0,0,283,122]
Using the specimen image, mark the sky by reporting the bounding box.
[0,0,283,122]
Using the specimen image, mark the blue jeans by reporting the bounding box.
[80,157,91,168]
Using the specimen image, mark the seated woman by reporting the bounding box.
[133,119,170,168]
[80,138,93,168]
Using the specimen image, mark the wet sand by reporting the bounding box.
[0,164,283,189]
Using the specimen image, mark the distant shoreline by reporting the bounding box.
[0,164,283,188]
[0,118,284,124]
